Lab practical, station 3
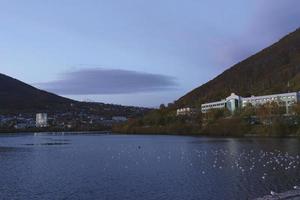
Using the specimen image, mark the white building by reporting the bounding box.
[201,100,227,114]
[36,113,48,128]
[176,107,198,116]
[201,92,300,113]
[112,116,128,122]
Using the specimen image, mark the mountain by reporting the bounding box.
[0,73,151,117]
[0,73,74,111]
[175,28,300,108]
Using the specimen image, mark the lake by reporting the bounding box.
[0,133,300,200]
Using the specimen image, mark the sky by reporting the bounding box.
[0,0,300,107]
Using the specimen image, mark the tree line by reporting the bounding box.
[114,102,300,137]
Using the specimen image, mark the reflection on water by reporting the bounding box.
[24,142,70,146]
[0,146,22,152]
[0,134,300,200]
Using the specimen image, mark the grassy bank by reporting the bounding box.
[114,103,300,137]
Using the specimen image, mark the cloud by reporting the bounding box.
[37,68,178,95]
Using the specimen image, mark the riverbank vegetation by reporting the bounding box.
[114,102,300,137]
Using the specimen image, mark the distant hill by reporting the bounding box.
[175,28,300,108]
[0,73,74,111]
[0,73,151,117]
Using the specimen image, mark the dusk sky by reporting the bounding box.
[1,0,300,107]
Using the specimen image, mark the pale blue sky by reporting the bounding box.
[0,0,299,107]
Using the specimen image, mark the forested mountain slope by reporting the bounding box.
[176,28,300,108]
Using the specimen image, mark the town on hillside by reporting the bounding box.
[0,112,129,132]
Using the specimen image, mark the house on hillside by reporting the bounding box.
[176,107,198,116]
[112,116,128,122]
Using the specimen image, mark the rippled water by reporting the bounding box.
[0,133,300,200]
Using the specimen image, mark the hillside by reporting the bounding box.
[110,27,300,135]
[0,73,74,111]
[175,28,300,108]
[0,73,151,117]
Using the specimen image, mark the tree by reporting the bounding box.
[159,104,166,110]
[239,103,255,118]
[292,103,300,115]
[204,108,229,123]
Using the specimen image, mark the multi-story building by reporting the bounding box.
[176,107,198,116]
[36,113,48,128]
[201,92,300,114]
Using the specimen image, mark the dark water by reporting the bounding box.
[1,134,300,200]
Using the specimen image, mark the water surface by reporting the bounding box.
[0,133,300,200]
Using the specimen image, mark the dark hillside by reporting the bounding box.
[0,73,151,117]
[176,28,300,107]
[0,73,74,111]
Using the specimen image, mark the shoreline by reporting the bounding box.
[255,188,300,200]
[0,130,112,135]
[1,130,300,138]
